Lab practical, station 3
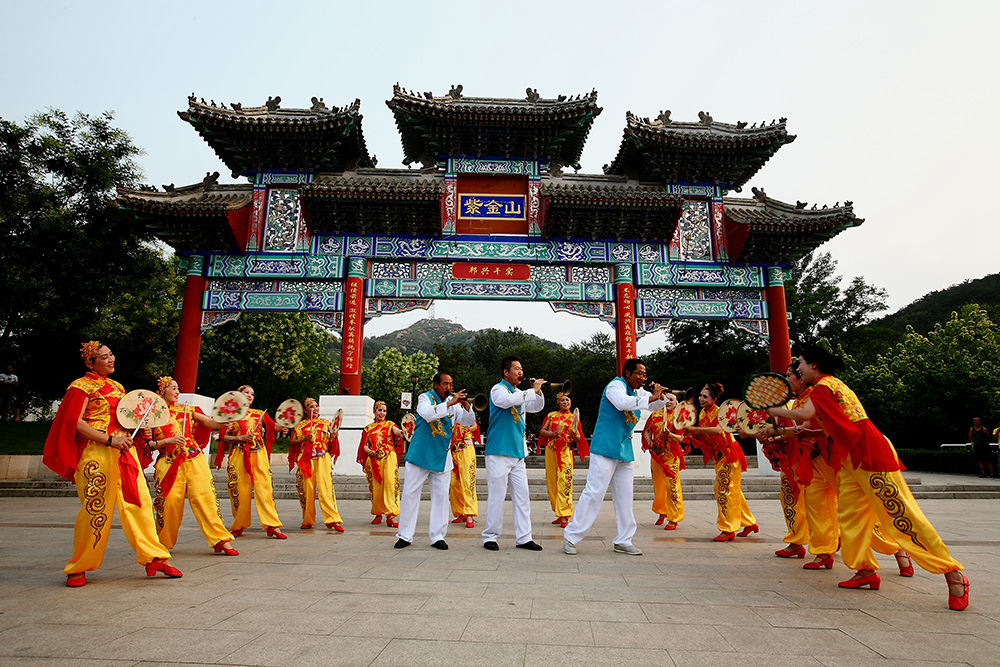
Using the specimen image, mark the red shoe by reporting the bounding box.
[386,518,398,528]
[897,554,914,577]
[214,541,239,556]
[300,524,313,530]
[655,515,665,526]
[737,523,759,537]
[266,527,287,539]
[560,517,568,528]
[804,555,834,570]
[948,573,970,611]
[838,572,880,590]
[466,517,475,528]
[775,545,806,558]
[713,532,735,542]
[551,517,562,525]
[231,528,243,537]
[326,522,345,532]
[66,573,86,587]
[453,515,466,523]
[371,515,382,525]
[145,560,183,578]
[664,521,678,531]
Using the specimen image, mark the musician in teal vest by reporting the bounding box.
[481,356,546,552]
[564,359,666,556]
[394,373,475,550]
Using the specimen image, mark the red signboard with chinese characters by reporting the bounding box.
[452,262,531,281]
[615,282,637,371]
[340,276,364,377]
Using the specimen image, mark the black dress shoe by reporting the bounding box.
[394,538,411,549]
[516,541,543,551]
[483,541,499,551]
[431,540,449,550]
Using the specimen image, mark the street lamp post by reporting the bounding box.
[410,374,419,413]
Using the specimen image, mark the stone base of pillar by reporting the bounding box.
[320,394,374,476]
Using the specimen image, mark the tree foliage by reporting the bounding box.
[843,304,1000,447]
[0,110,180,402]
[197,313,338,412]
[360,347,440,424]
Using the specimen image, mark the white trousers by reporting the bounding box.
[395,462,450,544]
[564,452,637,546]
[481,455,533,544]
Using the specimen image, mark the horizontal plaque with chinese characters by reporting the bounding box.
[458,194,526,221]
[452,262,531,281]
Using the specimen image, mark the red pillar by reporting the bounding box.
[338,257,368,395]
[613,264,637,374]
[765,266,793,373]
[174,255,206,393]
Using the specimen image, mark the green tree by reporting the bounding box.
[361,347,440,424]
[784,251,890,350]
[843,304,1000,447]
[197,313,338,411]
[0,110,181,403]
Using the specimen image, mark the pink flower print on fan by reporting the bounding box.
[132,396,155,422]
[747,409,769,426]
[280,406,298,422]
[219,399,240,416]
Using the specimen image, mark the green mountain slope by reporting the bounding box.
[876,273,1000,334]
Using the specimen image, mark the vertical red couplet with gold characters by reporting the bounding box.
[613,263,637,375]
[339,257,368,395]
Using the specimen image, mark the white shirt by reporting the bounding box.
[605,380,666,414]
[416,392,475,427]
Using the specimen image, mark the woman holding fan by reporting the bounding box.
[683,382,757,542]
[43,342,180,586]
[219,384,288,539]
[640,392,686,530]
[288,397,344,532]
[769,342,969,610]
[358,401,404,527]
[538,392,588,528]
[148,376,237,555]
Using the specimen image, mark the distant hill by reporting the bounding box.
[876,273,1000,334]
[362,317,561,358]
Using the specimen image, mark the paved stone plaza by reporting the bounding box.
[1,470,998,666]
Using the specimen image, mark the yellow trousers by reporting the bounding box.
[296,453,343,526]
[544,445,574,518]
[779,472,809,546]
[450,446,479,517]
[714,457,756,532]
[226,447,282,532]
[650,452,684,522]
[365,451,399,516]
[838,454,962,574]
[153,453,232,548]
[804,457,840,555]
[66,442,170,574]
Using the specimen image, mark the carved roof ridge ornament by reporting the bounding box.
[726,191,861,221]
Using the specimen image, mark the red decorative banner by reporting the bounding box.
[615,282,637,372]
[452,263,531,281]
[340,276,365,376]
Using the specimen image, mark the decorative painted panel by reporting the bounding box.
[636,263,766,288]
[207,254,344,279]
[550,301,615,321]
[202,291,344,311]
[257,172,313,186]
[734,319,770,337]
[200,311,241,334]
[306,312,344,331]
[712,200,728,262]
[636,299,768,320]
[206,280,344,294]
[365,299,432,317]
[366,280,613,301]
[766,266,793,286]
[569,266,611,283]
[447,157,540,177]
[637,287,764,301]
[636,318,672,339]
[613,263,633,284]
[527,179,541,237]
[676,200,712,262]
[443,176,457,234]
[666,183,724,198]
[262,189,302,252]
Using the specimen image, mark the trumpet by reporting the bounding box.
[549,379,572,395]
[472,393,489,412]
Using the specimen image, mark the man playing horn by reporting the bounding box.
[482,357,546,552]
[564,359,665,556]
[394,373,475,550]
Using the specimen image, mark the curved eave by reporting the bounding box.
[542,183,683,243]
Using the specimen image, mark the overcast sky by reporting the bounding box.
[4,1,997,354]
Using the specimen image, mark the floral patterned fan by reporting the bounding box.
[717,398,743,434]
[275,399,304,430]
[672,401,697,429]
[117,390,170,431]
[329,408,344,437]
[742,373,793,410]
[212,390,249,424]
[400,413,416,442]
[736,401,771,435]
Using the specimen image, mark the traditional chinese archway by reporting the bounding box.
[118,88,862,394]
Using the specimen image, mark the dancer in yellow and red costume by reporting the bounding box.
[538,392,589,528]
[769,342,969,610]
[43,342,181,586]
[450,419,482,528]
[288,397,344,532]
[357,401,404,527]
[147,377,237,556]
[684,382,757,542]
[640,392,686,530]
[214,384,288,539]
